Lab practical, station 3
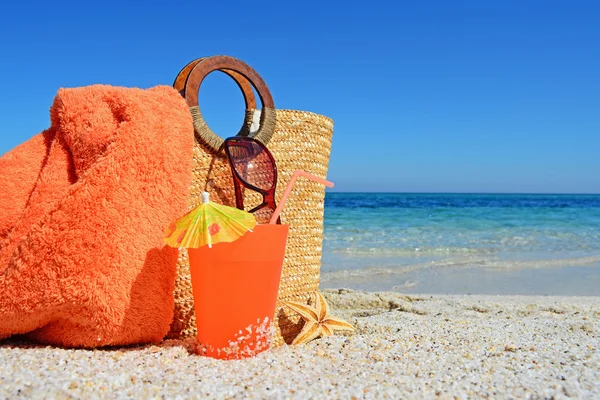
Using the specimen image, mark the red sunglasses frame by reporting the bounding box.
[222,136,281,224]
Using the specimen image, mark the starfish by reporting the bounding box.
[285,291,355,345]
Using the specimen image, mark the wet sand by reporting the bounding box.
[321,263,600,296]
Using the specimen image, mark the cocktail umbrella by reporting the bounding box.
[165,192,256,248]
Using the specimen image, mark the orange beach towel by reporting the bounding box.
[0,85,194,348]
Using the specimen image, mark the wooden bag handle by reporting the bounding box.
[173,57,258,109]
[175,56,276,153]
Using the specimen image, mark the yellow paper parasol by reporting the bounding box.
[164,192,256,248]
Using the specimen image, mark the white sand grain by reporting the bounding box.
[1,289,599,399]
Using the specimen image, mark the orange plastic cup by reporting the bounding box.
[188,224,289,360]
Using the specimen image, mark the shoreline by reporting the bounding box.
[1,289,599,398]
[321,263,600,296]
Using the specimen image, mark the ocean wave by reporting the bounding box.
[320,254,600,282]
[330,247,498,256]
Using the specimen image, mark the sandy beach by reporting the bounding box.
[1,289,598,399]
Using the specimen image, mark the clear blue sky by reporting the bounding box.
[1,1,598,193]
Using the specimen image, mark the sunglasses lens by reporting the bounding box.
[227,139,275,191]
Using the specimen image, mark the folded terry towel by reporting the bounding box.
[0,85,194,348]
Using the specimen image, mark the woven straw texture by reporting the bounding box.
[167,109,334,346]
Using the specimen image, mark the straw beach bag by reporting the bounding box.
[167,56,334,347]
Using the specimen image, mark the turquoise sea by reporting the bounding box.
[320,193,600,295]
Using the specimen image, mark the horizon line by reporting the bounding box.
[326,191,600,195]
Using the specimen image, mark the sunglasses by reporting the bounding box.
[222,136,281,224]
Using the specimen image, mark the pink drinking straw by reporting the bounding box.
[269,170,335,224]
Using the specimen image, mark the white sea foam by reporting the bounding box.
[320,254,600,283]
